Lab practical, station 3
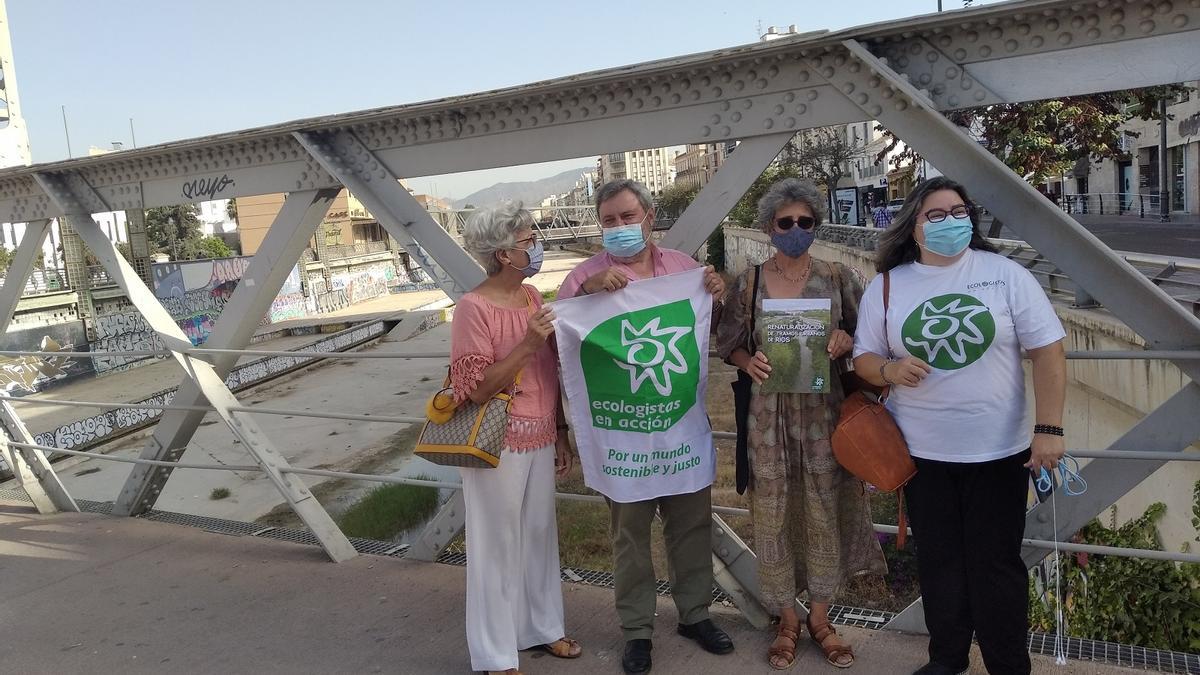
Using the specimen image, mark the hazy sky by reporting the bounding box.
[7,0,1000,199]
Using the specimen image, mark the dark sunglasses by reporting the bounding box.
[775,215,816,231]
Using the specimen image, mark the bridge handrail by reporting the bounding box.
[811,223,1200,312]
[8,435,1200,567]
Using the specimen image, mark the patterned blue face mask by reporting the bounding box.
[771,227,816,258]
[509,239,544,278]
[602,219,647,258]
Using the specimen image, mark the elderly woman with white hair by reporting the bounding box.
[715,178,886,670]
[450,203,581,675]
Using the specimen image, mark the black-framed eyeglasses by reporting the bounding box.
[921,204,973,223]
[775,215,816,231]
[512,234,538,248]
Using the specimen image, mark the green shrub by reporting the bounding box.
[336,477,440,540]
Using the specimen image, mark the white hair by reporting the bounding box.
[462,202,536,276]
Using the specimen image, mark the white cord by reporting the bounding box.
[1051,488,1068,666]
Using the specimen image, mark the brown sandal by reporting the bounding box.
[807,617,854,668]
[768,622,801,670]
[484,670,522,675]
[538,637,582,659]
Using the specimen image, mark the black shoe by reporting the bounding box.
[912,663,968,675]
[622,639,653,674]
[676,618,734,655]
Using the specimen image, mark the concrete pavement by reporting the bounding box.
[0,500,1155,675]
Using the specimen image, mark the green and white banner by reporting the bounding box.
[552,268,715,503]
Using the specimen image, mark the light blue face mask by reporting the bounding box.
[508,239,544,278]
[1036,454,1087,496]
[921,214,974,257]
[602,219,647,258]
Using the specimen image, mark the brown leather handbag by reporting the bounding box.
[831,271,917,547]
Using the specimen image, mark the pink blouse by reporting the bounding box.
[449,284,559,452]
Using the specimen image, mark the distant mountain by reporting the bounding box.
[452,166,594,209]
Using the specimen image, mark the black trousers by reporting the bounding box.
[904,449,1032,675]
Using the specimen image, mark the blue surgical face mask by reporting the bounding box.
[920,214,974,257]
[602,219,647,258]
[771,227,816,258]
[508,239,544,277]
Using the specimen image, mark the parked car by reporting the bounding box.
[886,198,905,215]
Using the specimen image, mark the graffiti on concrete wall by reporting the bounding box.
[268,265,307,323]
[32,321,387,453]
[306,277,350,316]
[33,389,178,451]
[332,266,390,305]
[152,258,247,345]
[0,337,77,393]
[85,254,412,378]
[390,260,440,292]
[91,311,166,374]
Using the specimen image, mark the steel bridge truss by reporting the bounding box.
[2,0,1199,632]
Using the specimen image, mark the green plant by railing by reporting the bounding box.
[1029,500,1200,652]
[336,477,440,541]
[707,226,726,272]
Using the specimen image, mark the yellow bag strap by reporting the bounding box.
[508,285,540,393]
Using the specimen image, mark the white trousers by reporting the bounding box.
[461,444,565,672]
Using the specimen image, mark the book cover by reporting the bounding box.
[759,298,832,394]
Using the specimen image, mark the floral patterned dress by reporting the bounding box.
[715,258,887,607]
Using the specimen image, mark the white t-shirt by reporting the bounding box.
[852,248,1066,463]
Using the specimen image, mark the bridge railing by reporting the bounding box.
[815,223,1200,315]
[1058,192,1167,218]
[4,342,1199,573]
[323,241,390,260]
[0,267,70,296]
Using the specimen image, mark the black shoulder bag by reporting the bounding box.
[730,264,761,495]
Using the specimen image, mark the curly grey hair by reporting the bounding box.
[594,179,654,216]
[462,202,536,276]
[756,178,826,233]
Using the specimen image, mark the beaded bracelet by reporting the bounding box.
[879,359,895,385]
[1034,424,1064,437]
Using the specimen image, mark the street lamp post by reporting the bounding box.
[1159,97,1171,223]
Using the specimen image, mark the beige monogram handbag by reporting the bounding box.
[413,371,522,469]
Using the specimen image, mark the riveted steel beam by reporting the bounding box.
[0,2,1193,223]
[1021,382,1200,566]
[293,129,484,299]
[405,490,466,562]
[0,401,78,514]
[808,37,1200,634]
[33,170,357,562]
[710,514,773,629]
[814,39,1200,370]
[870,39,1005,110]
[112,189,338,517]
[0,219,49,336]
[660,133,794,257]
[868,2,1200,107]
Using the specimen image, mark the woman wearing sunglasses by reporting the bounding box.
[852,177,1066,675]
[716,178,886,670]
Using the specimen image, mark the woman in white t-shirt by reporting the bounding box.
[851,177,1067,675]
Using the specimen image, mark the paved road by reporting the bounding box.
[991,214,1200,260]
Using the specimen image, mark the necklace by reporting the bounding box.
[771,256,811,285]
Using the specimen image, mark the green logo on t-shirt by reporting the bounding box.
[580,299,700,433]
[901,293,995,370]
